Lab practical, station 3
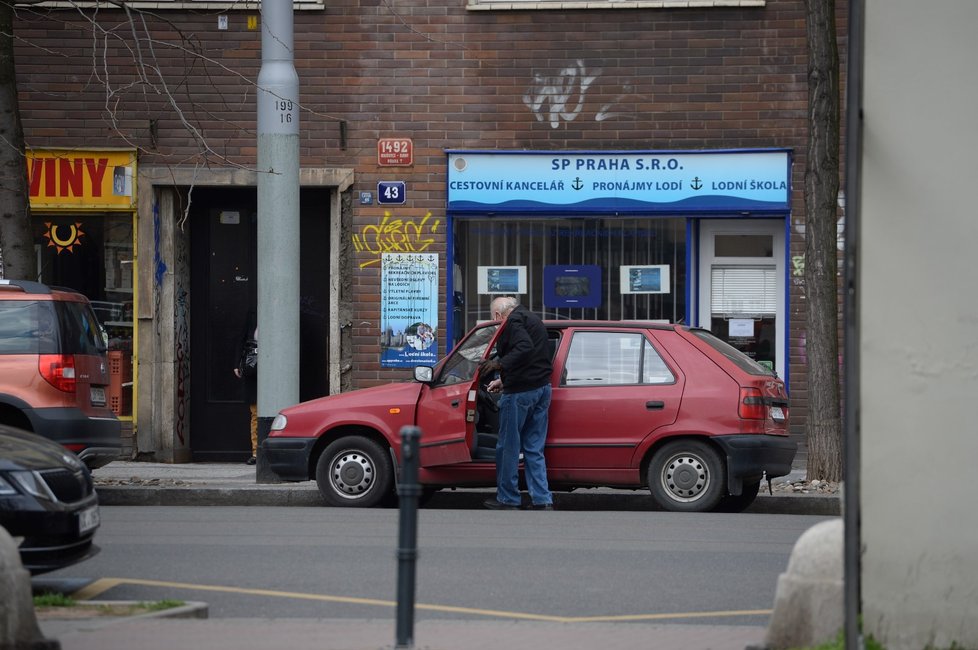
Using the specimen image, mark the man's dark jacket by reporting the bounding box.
[496,305,552,394]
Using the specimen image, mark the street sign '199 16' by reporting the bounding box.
[377,181,406,205]
[378,138,413,166]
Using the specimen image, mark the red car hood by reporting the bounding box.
[273,381,425,437]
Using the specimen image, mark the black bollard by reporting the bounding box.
[395,426,421,649]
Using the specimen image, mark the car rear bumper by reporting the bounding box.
[713,434,798,496]
[263,436,318,481]
[26,408,122,469]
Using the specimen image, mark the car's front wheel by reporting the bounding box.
[648,439,725,512]
[315,436,393,508]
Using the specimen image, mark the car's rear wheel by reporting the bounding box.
[715,480,761,513]
[316,436,393,508]
[648,439,725,512]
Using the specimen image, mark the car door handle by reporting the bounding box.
[646,401,665,410]
[451,400,460,407]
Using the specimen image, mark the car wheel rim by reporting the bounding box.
[328,450,375,499]
[660,453,710,503]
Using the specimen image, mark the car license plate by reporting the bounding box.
[90,386,106,406]
[78,506,100,535]
[770,406,785,422]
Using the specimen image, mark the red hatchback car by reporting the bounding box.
[265,321,795,512]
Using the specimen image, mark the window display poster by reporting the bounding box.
[620,265,670,294]
[381,253,440,368]
[543,265,602,308]
[477,266,527,294]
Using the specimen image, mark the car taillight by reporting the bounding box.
[739,387,766,420]
[63,443,86,454]
[39,354,76,393]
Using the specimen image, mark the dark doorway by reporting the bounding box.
[189,187,332,461]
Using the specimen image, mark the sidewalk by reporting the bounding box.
[40,617,770,650]
[91,461,840,515]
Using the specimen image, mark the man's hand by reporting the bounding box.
[487,378,503,393]
[478,357,501,376]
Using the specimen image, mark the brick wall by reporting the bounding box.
[14,0,848,453]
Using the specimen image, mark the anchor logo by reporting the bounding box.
[572,177,584,191]
[690,177,703,191]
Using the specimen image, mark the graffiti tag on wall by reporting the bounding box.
[523,60,600,128]
[523,60,633,128]
[353,211,441,269]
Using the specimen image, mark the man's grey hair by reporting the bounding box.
[492,295,519,315]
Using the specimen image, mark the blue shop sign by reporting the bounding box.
[447,149,790,214]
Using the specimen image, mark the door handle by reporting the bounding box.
[646,401,665,410]
[451,400,460,408]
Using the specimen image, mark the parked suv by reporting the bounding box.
[0,279,121,469]
[266,321,796,513]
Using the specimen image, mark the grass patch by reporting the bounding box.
[33,593,76,608]
[34,595,186,619]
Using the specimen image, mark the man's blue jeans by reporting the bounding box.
[495,384,552,506]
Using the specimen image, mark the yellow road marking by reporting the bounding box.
[73,577,772,624]
[70,578,125,601]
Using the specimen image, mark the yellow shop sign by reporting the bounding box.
[26,149,136,210]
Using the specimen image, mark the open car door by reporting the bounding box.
[416,322,503,467]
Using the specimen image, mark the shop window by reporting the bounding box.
[34,214,134,417]
[714,234,773,258]
[709,265,777,371]
[455,217,686,335]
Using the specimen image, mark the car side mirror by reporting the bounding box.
[414,366,434,383]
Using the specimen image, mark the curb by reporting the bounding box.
[96,486,323,507]
[96,485,840,515]
[83,600,209,622]
[36,601,208,635]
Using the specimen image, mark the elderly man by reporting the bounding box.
[478,296,554,511]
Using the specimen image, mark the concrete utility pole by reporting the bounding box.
[255,0,300,482]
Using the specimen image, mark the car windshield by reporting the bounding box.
[687,327,774,376]
[436,323,500,386]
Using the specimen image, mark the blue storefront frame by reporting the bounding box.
[443,148,793,389]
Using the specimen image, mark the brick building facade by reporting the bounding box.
[13,0,844,463]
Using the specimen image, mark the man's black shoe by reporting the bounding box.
[246,456,257,465]
[483,498,520,510]
[529,503,554,511]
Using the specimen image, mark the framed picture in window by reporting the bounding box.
[544,265,602,308]
[477,266,526,294]
[620,265,670,294]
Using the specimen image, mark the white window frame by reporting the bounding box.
[697,219,785,380]
[467,0,763,12]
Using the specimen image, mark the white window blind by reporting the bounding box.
[710,266,777,316]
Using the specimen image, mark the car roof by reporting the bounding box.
[540,320,682,332]
[0,279,88,302]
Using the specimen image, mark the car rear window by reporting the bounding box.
[687,328,775,376]
[0,300,106,355]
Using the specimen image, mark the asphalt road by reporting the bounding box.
[36,506,834,627]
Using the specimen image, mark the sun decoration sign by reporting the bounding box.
[43,222,86,254]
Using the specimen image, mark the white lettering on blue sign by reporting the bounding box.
[449,150,791,215]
